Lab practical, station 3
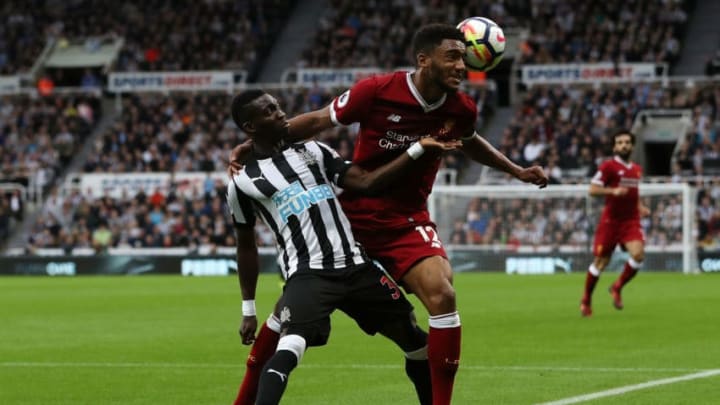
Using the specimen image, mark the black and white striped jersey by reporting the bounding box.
[227,141,368,279]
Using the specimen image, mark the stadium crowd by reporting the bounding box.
[0,93,99,245]
[299,0,689,68]
[451,182,718,250]
[488,82,720,184]
[0,0,294,77]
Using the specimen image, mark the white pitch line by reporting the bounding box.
[536,369,720,405]
[0,362,708,374]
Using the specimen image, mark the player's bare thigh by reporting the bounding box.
[401,255,456,315]
[623,239,645,261]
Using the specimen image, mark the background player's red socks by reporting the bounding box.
[613,258,641,290]
[582,264,600,303]
[234,317,281,405]
[428,312,461,405]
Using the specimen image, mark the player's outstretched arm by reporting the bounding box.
[340,138,462,194]
[286,105,334,142]
[234,223,260,345]
[589,184,628,197]
[461,133,548,188]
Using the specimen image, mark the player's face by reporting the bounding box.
[613,134,634,160]
[249,94,289,144]
[428,39,466,92]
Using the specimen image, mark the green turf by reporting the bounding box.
[0,273,718,404]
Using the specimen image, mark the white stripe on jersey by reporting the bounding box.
[226,141,366,279]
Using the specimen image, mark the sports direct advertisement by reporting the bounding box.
[520,63,659,85]
[108,71,233,92]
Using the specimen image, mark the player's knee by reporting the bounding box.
[629,255,644,268]
[427,284,456,312]
[276,334,306,364]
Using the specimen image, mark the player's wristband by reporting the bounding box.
[406,142,425,160]
[242,300,256,317]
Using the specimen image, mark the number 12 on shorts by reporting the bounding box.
[415,226,442,249]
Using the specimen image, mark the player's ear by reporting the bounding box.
[416,51,431,68]
[241,121,255,134]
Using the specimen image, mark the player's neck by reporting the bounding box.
[252,139,286,159]
[614,155,632,165]
[411,72,445,104]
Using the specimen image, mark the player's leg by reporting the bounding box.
[256,273,335,405]
[610,238,644,309]
[378,312,432,405]
[234,297,283,405]
[581,255,610,316]
[582,220,616,316]
[256,334,305,405]
[339,264,431,405]
[402,256,459,405]
[353,224,457,404]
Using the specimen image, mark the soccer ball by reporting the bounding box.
[456,17,505,71]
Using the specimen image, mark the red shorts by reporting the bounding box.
[353,221,448,282]
[593,218,644,257]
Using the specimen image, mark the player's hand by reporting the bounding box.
[239,315,258,345]
[227,139,254,178]
[419,137,463,152]
[516,166,549,189]
[613,187,628,196]
[639,205,651,217]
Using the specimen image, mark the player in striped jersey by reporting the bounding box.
[227,90,460,405]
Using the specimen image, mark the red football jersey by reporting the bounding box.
[330,71,477,230]
[591,156,642,221]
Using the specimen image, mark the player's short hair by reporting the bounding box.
[231,89,267,128]
[612,129,636,145]
[411,23,466,58]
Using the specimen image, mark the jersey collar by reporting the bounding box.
[614,155,633,169]
[406,72,447,112]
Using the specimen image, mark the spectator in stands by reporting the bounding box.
[705,50,720,77]
[92,220,113,253]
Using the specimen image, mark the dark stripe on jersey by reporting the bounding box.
[232,178,256,227]
[251,199,290,275]
[275,149,333,270]
[310,144,355,267]
[243,160,290,272]
[245,160,277,199]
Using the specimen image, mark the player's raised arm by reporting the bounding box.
[337,137,462,195]
[286,105,335,142]
[460,132,549,188]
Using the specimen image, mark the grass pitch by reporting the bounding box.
[1,272,718,404]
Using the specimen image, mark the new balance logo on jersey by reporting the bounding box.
[386,114,402,122]
[267,369,287,382]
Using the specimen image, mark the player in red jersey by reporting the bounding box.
[231,24,548,404]
[580,130,650,317]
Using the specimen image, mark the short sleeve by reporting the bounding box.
[226,178,256,227]
[329,77,377,126]
[591,161,611,186]
[315,142,351,187]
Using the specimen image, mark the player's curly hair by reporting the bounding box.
[411,23,466,59]
[611,129,636,145]
[231,89,266,129]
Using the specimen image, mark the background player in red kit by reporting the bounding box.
[232,24,548,404]
[580,130,650,317]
